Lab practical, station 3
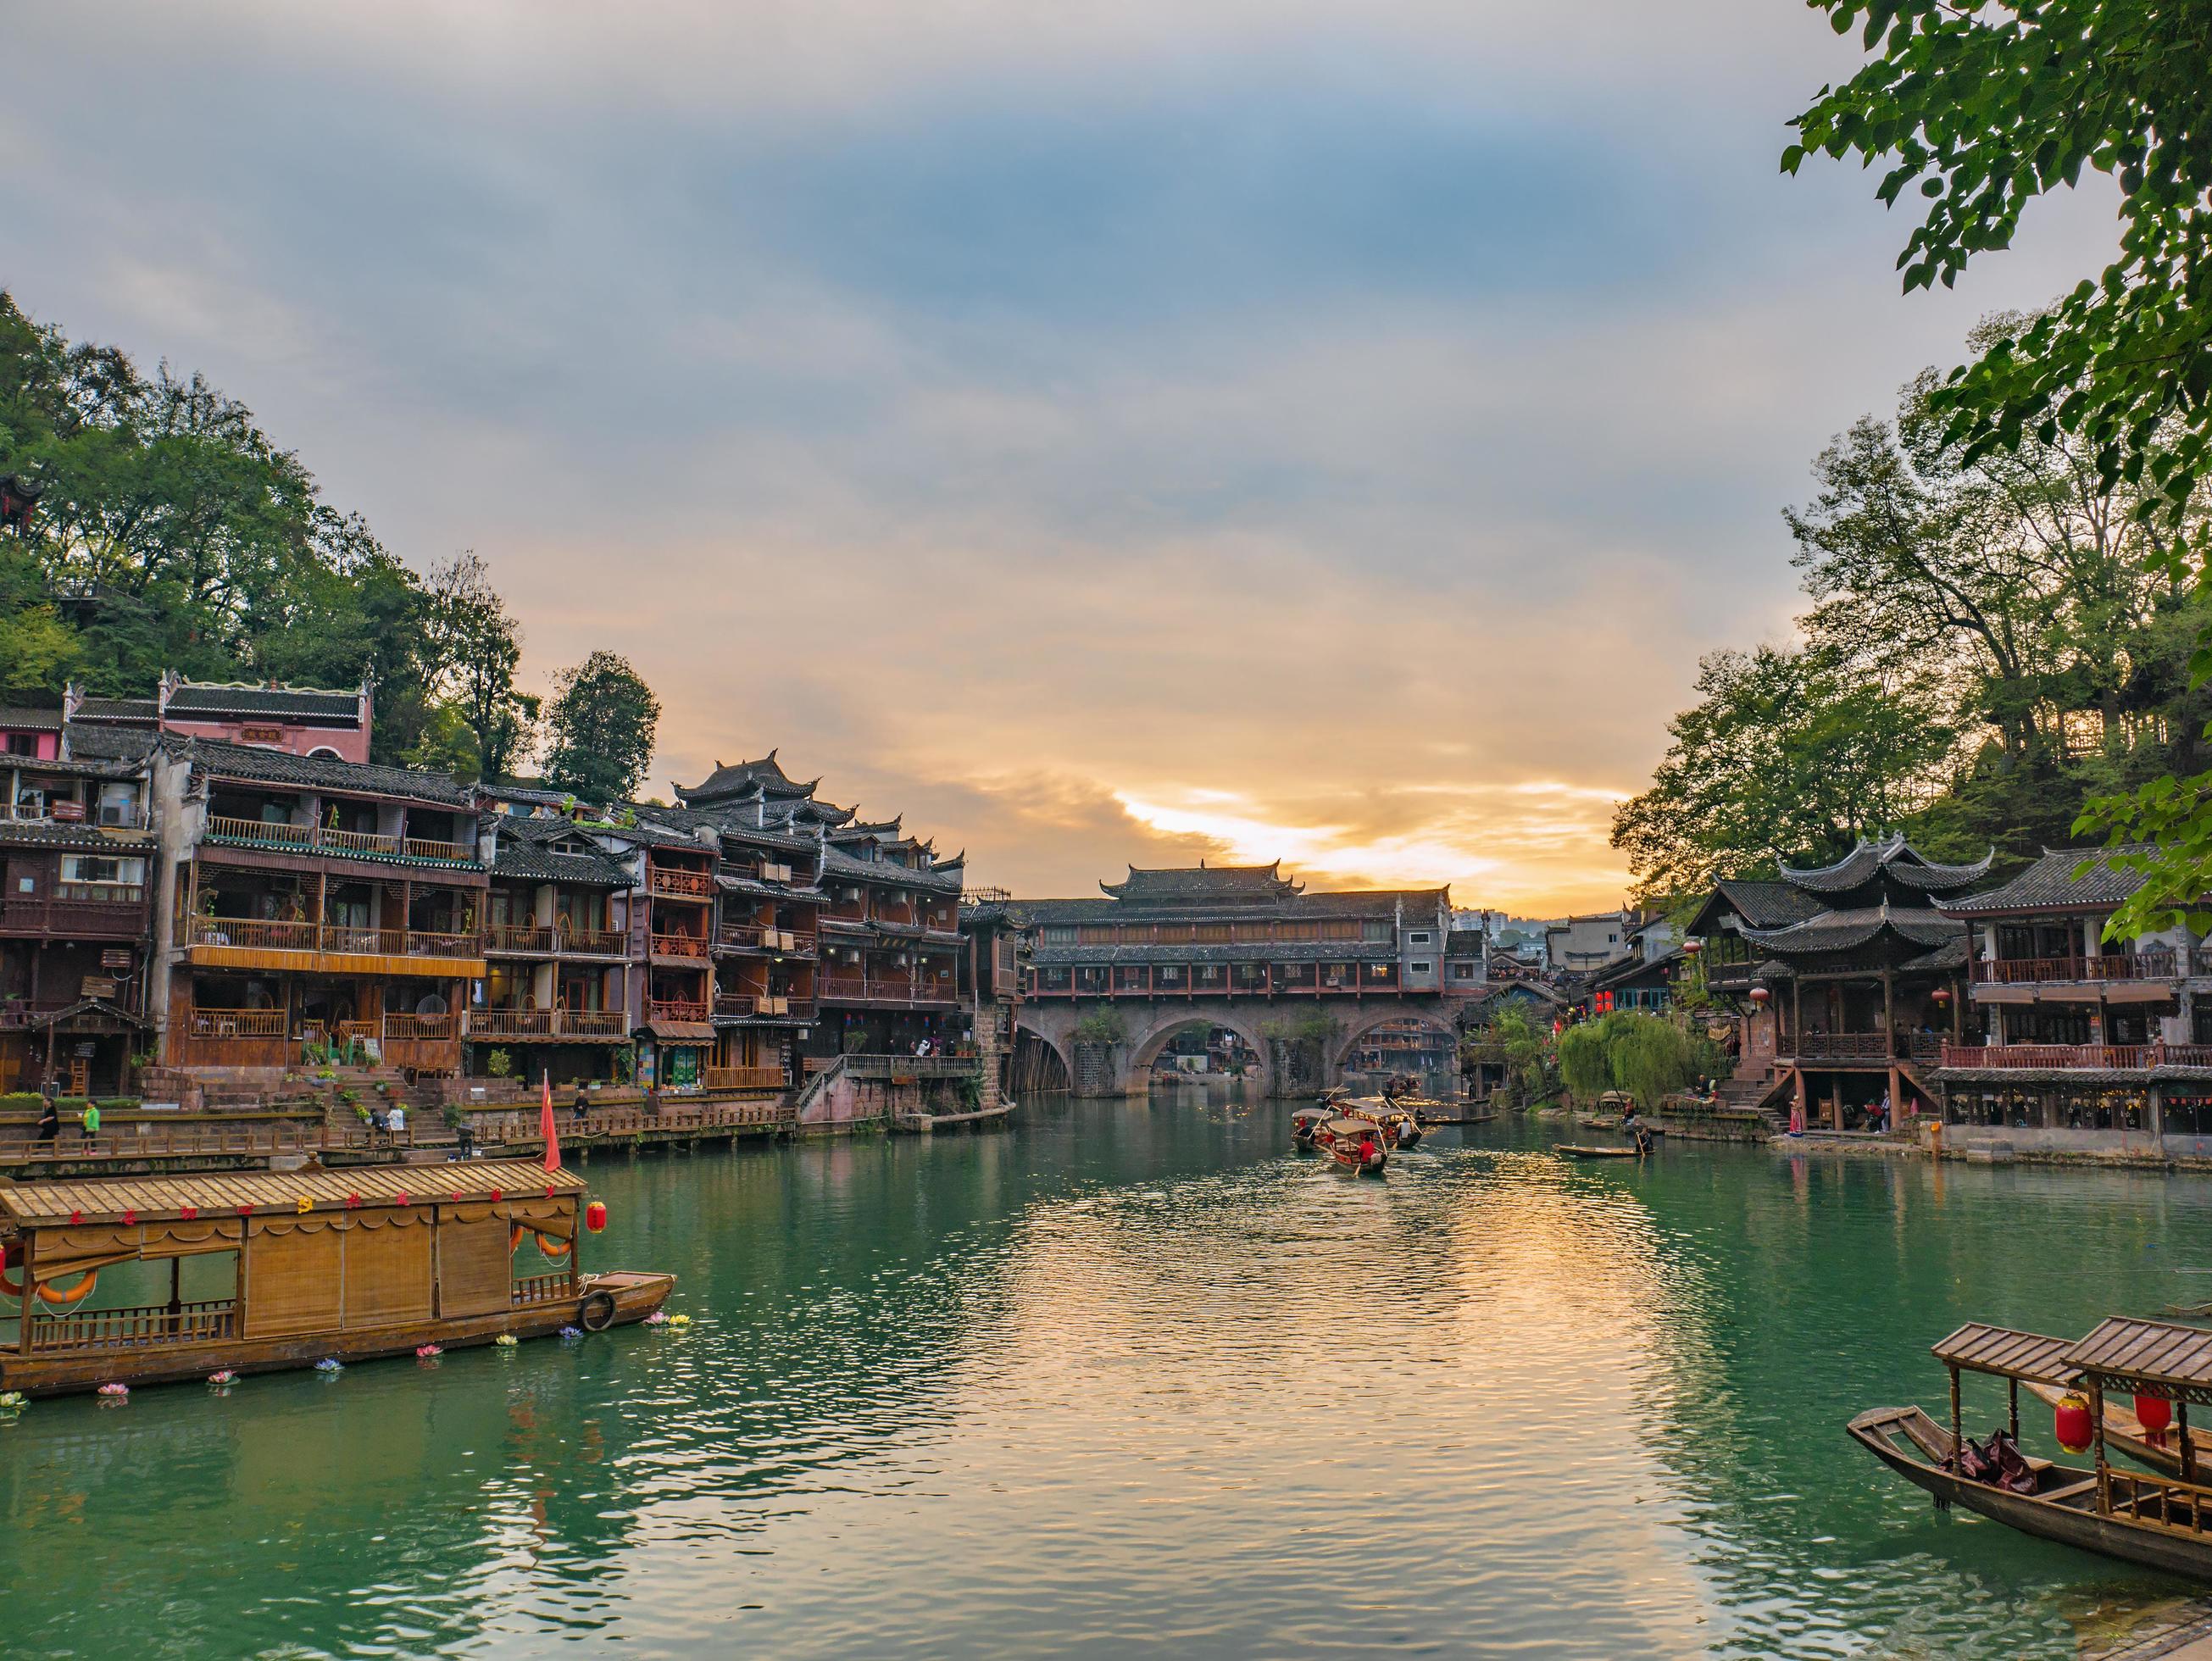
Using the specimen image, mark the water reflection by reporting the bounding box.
[0,1103,2207,1657]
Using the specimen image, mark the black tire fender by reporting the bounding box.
[577,1289,618,1332]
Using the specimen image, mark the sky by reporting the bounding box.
[3,3,2122,911]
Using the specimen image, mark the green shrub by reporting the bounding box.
[486,1048,514,1080]
[0,1092,42,1110]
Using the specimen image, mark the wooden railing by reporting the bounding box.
[818,976,958,1006]
[382,1012,455,1041]
[704,1064,786,1091]
[718,922,769,951]
[1974,952,2181,985]
[481,1097,794,1144]
[563,926,626,955]
[846,1053,981,1080]
[0,1122,322,1163]
[649,867,714,899]
[1938,1042,2190,1069]
[2103,1466,2212,1534]
[30,1299,237,1353]
[188,1006,289,1039]
[486,922,557,953]
[651,933,710,959]
[647,998,710,1024]
[713,992,757,1018]
[512,1271,578,1308]
[204,814,480,865]
[1789,1032,1899,1061]
[186,915,482,961]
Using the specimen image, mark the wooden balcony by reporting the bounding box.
[1972,952,2182,985]
[713,992,757,1019]
[818,975,959,1008]
[1940,1042,2212,1071]
[648,867,714,901]
[650,932,710,961]
[484,922,627,958]
[203,814,478,867]
[183,914,486,975]
[0,893,146,941]
[465,1007,628,1042]
[648,997,711,1025]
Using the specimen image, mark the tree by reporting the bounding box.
[1610,642,1954,906]
[1555,1022,1612,1105]
[1787,2,2212,930]
[420,552,536,783]
[542,650,660,804]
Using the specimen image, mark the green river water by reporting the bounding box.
[1,1098,2207,1658]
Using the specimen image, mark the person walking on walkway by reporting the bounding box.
[35,1095,58,1145]
[79,1097,101,1148]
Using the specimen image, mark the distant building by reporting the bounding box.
[1545,909,1630,975]
[66,671,373,764]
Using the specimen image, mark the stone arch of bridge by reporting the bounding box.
[1010,1020,1075,1093]
[1127,1008,1276,1098]
[1331,1008,1461,1080]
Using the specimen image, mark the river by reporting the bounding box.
[1,1098,2207,1657]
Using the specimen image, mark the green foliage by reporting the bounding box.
[542,649,661,804]
[1554,1022,1613,1103]
[0,291,541,775]
[1611,641,1953,904]
[1787,2,2212,933]
[1553,1013,1700,1110]
[1072,1008,1126,1045]
[486,1047,514,1080]
[0,1092,42,1110]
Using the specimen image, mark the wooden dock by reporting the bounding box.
[891,1103,1014,1135]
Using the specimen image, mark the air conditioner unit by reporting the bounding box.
[97,803,135,827]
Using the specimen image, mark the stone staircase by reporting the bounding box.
[1715,1073,1790,1133]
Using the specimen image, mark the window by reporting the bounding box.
[1608,932,1619,944]
[1408,931,1432,946]
[5,733,36,756]
[1452,963,1476,980]
[61,854,145,888]
[1409,962,1432,974]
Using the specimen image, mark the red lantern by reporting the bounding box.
[586,1200,608,1234]
[2136,1394,2174,1437]
[2055,1391,2094,1454]
[1683,937,1703,954]
[1749,986,1770,1005]
[1932,986,1953,1005]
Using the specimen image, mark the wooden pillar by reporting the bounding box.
[1790,979,1802,1053]
[1881,966,1895,1052]
[2182,1400,2197,1486]
[168,1256,182,1316]
[2091,1378,2109,1492]
[1949,1364,1963,1465]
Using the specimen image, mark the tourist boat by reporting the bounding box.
[1291,1106,1333,1153]
[1337,1097,1424,1149]
[0,1160,675,1396]
[1850,1318,2212,1580]
[1552,1144,1645,1160]
[1317,1117,1388,1175]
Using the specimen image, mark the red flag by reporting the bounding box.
[541,1069,559,1173]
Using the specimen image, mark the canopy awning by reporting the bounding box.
[0,1159,584,1229]
[1930,1322,2081,1386]
[2063,1318,2212,1404]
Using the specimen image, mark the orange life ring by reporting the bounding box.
[509,1225,570,1260]
[35,1269,98,1306]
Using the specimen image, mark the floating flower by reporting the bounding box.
[642,1310,668,1325]
[558,1325,582,1341]
[206,1370,237,1386]
[493,1333,519,1348]
[665,1314,692,1328]
[97,1382,129,1398]
[0,1391,26,1411]
[415,1344,443,1359]
[314,1358,344,1374]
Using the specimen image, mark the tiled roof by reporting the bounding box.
[1018,887,1445,925]
[62,725,155,762]
[1029,941,1399,966]
[0,706,62,730]
[1777,835,1993,897]
[0,819,153,853]
[1701,879,1826,933]
[71,697,157,725]
[1936,845,2155,915]
[1100,862,1302,904]
[489,819,631,887]
[166,682,361,725]
[677,750,821,803]
[178,737,470,807]
[1738,903,1963,955]
[820,843,963,892]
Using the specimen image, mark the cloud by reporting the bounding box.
[0,3,2126,911]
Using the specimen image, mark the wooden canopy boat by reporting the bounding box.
[1851,1318,2212,1580]
[1553,1144,1644,1160]
[1317,1117,1388,1175]
[1291,1106,1333,1153]
[0,1161,674,1396]
[1337,1099,1422,1148]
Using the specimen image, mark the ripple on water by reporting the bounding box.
[0,1106,2204,1657]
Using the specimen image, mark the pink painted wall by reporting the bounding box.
[2,731,61,760]
[160,717,370,763]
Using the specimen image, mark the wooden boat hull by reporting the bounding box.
[0,1269,675,1397]
[1553,1144,1643,1160]
[1850,1404,2212,1581]
[1328,1150,1388,1176]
